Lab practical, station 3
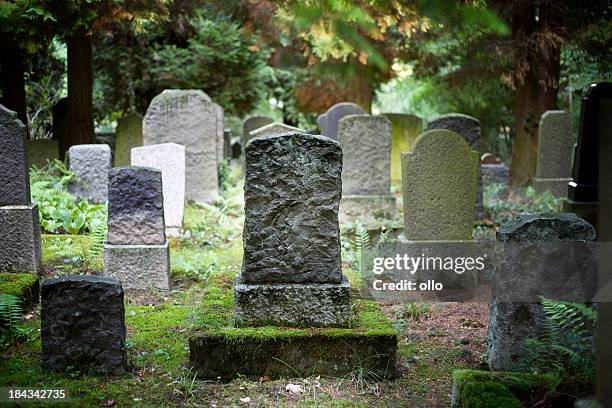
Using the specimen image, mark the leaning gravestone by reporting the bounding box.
[338,115,396,222]
[103,167,170,291]
[0,104,43,274]
[68,144,111,203]
[131,143,185,236]
[317,102,365,140]
[241,115,274,147]
[113,112,143,167]
[235,132,351,327]
[428,114,483,218]
[26,139,60,168]
[382,113,423,189]
[533,110,573,197]
[402,130,478,241]
[249,122,302,140]
[143,89,217,204]
[41,276,127,375]
[488,213,597,371]
[214,103,224,164]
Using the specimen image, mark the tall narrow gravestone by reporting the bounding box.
[68,144,112,203]
[131,143,186,236]
[143,89,218,204]
[563,82,612,230]
[402,130,478,241]
[234,132,351,327]
[103,167,170,291]
[382,113,423,189]
[241,115,274,147]
[214,103,224,164]
[114,112,143,167]
[41,276,127,375]
[428,114,483,218]
[338,115,396,222]
[533,110,573,197]
[0,104,43,274]
[317,102,365,140]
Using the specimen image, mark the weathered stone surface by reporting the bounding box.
[214,103,224,164]
[234,275,351,327]
[26,139,60,169]
[103,242,170,291]
[41,276,127,375]
[68,144,112,203]
[338,115,392,195]
[223,128,232,159]
[131,143,185,232]
[488,213,597,371]
[242,132,343,284]
[382,113,423,187]
[249,122,302,141]
[113,113,143,167]
[402,130,478,241]
[318,102,365,140]
[0,104,30,206]
[0,204,42,274]
[107,167,165,245]
[231,140,242,159]
[143,89,218,203]
[533,111,573,197]
[242,115,274,146]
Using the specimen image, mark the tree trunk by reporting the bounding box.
[345,74,373,113]
[0,46,28,128]
[509,4,561,187]
[64,30,94,154]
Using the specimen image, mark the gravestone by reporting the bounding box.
[402,130,478,241]
[563,82,612,230]
[249,122,302,141]
[131,143,185,235]
[242,115,274,147]
[480,153,501,165]
[382,113,423,189]
[0,104,43,274]
[68,144,112,203]
[317,102,365,140]
[482,162,510,199]
[533,111,573,197]
[52,97,69,157]
[223,128,232,160]
[427,114,483,218]
[143,89,218,204]
[214,103,224,164]
[26,139,59,168]
[337,115,396,222]
[41,276,127,375]
[103,167,170,291]
[113,112,143,167]
[487,213,597,371]
[235,132,351,327]
[231,139,242,159]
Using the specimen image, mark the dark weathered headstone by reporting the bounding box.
[0,104,30,206]
[242,115,274,147]
[41,276,127,375]
[235,132,351,327]
[52,97,69,157]
[223,128,232,160]
[487,213,597,371]
[318,102,365,140]
[230,139,242,159]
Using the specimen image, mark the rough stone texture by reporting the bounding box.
[234,275,351,327]
[242,115,274,146]
[41,276,127,375]
[488,213,597,371]
[382,113,423,187]
[131,143,185,232]
[249,122,302,141]
[189,330,397,381]
[113,112,143,167]
[242,132,343,284]
[482,163,510,199]
[143,89,218,204]
[338,114,392,195]
[402,130,478,241]
[26,139,60,169]
[214,103,224,164]
[68,144,112,203]
[0,204,43,274]
[107,166,165,245]
[103,242,170,291]
[318,102,365,140]
[533,111,573,197]
[0,104,30,206]
[427,113,483,218]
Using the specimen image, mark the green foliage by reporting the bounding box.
[398,302,431,322]
[524,298,597,379]
[0,294,29,350]
[29,160,107,235]
[484,184,563,225]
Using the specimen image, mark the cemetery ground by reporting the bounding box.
[0,163,565,407]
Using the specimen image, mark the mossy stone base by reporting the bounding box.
[0,272,40,310]
[339,194,397,223]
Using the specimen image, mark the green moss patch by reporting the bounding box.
[0,273,39,309]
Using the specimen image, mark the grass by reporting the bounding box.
[0,273,38,299]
